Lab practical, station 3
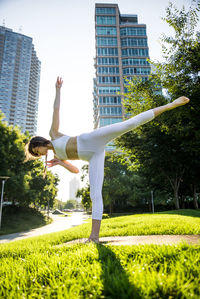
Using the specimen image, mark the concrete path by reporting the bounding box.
[1,214,199,246]
[0,212,89,244]
[63,235,200,246]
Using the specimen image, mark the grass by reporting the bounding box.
[0,206,51,236]
[0,209,199,298]
[99,209,200,237]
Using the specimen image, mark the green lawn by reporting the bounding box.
[0,206,51,235]
[0,209,199,298]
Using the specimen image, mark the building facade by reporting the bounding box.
[69,177,80,202]
[0,26,41,135]
[93,3,151,134]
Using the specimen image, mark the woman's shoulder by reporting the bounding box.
[51,135,70,145]
[50,131,65,140]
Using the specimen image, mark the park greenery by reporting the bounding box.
[0,205,50,235]
[116,2,200,210]
[0,111,59,211]
[0,210,200,298]
[77,2,200,212]
[0,2,199,299]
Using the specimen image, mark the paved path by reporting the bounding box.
[1,214,199,246]
[0,212,89,244]
[63,235,200,246]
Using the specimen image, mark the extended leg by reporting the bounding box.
[83,96,190,150]
[88,150,105,243]
[83,109,155,149]
[153,96,189,117]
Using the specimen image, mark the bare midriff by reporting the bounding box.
[66,136,79,160]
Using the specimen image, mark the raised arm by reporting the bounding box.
[47,158,79,174]
[49,77,63,139]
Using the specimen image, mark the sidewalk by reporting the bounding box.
[63,235,200,246]
[1,214,199,246]
[0,212,89,244]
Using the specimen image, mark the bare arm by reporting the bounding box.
[49,77,63,139]
[47,158,79,174]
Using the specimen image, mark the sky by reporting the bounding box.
[0,0,195,201]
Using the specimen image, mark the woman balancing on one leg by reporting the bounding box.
[27,77,190,243]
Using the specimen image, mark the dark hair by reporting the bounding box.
[28,136,50,157]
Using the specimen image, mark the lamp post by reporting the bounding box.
[0,176,10,229]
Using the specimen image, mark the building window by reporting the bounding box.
[123,67,151,75]
[98,76,120,84]
[96,27,117,35]
[96,16,116,25]
[98,87,120,94]
[96,7,116,15]
[97,47,118,56]
[97,37,117,46]
[122,58,149,66]
[99,96,121,104]
[97,67,119,74]
[120,27,146,36]
[100,117,122,126]
[121,38,147,47]
[122,48,149,57]
[97,57,119,65]
[100,106,122,115]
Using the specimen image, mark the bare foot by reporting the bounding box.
[85,238,99,244]
[169,96,190,110]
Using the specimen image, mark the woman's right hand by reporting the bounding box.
[55,76,63,89]
[47,158,61,168]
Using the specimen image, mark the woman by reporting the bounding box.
[27,77,189,243]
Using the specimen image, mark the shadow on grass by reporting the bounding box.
[96,243,141,299]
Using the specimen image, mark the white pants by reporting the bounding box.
[77,109,155,220]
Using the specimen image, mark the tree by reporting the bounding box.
[115,2,200,209]
[103,152,145,213]
[156,1,200,208]
[64,199,78,210]
[76,184,91,211]
[0,111,59,208]
[76,153,158,214]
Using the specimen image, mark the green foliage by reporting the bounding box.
[115,2,200,209]
[158,1,200,94]
[77,153,150,213]
[64,199,78,210]
[76,183,91,211]
[0,210,200,298]
[0,205,48,235]
[0,111,59,209]
[103,152,151,213]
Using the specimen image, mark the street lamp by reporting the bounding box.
[0,176,10,229]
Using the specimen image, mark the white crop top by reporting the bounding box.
[51,135,70,160]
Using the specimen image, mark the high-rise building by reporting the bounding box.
[69,177,80,202]
[93,3,151,136]
[0,26,41,135]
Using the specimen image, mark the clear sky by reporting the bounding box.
[0,0,194,201]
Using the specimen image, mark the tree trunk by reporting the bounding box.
[165,171,184,210]
[192,185,199,209]
[174,188,180,209]
[109,203,113,214]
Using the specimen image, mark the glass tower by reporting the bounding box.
[93,4,151,138]
[0,26,41,135]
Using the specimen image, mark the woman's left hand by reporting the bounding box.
[47,158,60,168]
[55,76,63,89]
